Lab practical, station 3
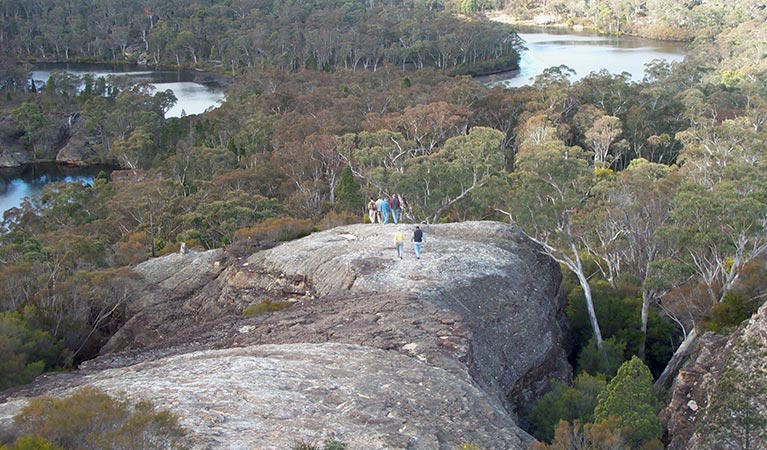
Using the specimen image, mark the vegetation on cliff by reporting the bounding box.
[2,387,187,450]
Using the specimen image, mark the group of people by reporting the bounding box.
[393,226,424,259]
[367,195,403,224]
[366,195,424,259]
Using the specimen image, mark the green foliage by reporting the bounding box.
[701,293,760,333]
[242,300,292,317]
[181,193,283,249]
[1,1,521,75]
[566,280,676,377]
[594,356,662,447]
[320,439,347,450]
[575,337,626,378]
[333,166,362,214]
[0,309,66,391]
[527,372,607,442]
[12,387,188,450]
[3,435,63,450]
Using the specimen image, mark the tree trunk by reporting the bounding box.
[639,288,650,360]
[655,327,698,389]
[575,266,604,349]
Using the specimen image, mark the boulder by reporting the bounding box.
[0,149,29,168]
[55,114,101,166]
[0,221,571,449]
[0,117,29,168]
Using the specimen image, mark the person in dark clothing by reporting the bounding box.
[412,226,424,259]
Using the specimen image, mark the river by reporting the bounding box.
[0,164,109,220]
[2,31,686,218]
[490,27,686,87]
[30,63,227,118]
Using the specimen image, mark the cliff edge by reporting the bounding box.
[0,221,571,449]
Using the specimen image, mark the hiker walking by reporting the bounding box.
[394,229,405,259]
[412,226,425,259]
[380,197,392,224]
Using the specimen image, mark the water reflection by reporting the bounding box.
[0,164,109,218]
[491,29,687,88]
[30,63,226,118]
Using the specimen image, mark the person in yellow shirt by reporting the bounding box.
[393,230,405,259]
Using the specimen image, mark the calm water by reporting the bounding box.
[4,33,686,218]
[0,164,109,220]
[30,63,226,118]
[491,28,687,87]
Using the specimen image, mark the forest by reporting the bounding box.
[2,0,767,448]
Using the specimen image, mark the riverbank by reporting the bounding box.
[487,12,584,32]
[487,11,691,43]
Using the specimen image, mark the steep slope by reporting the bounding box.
[661,301,767,449]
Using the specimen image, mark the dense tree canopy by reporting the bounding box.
[0,0,522,76]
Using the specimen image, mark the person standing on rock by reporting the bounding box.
[412,226,425,259]
[390,195,402,224]
[375,197,385,223]
[380,197,392,224]
[394,229,405,259]
[367,197,378,223]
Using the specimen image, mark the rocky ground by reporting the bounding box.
[0,221,571,449]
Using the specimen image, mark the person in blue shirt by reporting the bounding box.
[379,197,391,224]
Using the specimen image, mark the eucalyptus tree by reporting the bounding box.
[499,115,605,349]
[581,159,680,359]
[656,113,767,386]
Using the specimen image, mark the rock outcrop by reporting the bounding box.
[0,117,29,168]
[55,114,101,166]
[661,302,767,449]
[0,221,571,449]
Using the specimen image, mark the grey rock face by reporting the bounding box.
[0,149,29,168]
[661,301,767,449]
[1,221,571,449]
[55,116,101,166]
[1,343,527,450]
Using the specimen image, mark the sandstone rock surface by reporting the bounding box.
[0,221,571,449]
[661,301,767,449]
[55,115,101,166]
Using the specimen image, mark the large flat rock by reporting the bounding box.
[1,221,571,448]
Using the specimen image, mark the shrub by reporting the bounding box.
[319,211,362,230]
[291,438,347,450]
[292,442,319,450]
[321,438,347,450]
[0,309,66,391]
[527,372,607,442]
[242,300,292,316]
[234,217,313,243]
[702,293,759,333]
[575,337,626,378]
[12,387,188,450]
[594,356,662,447]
